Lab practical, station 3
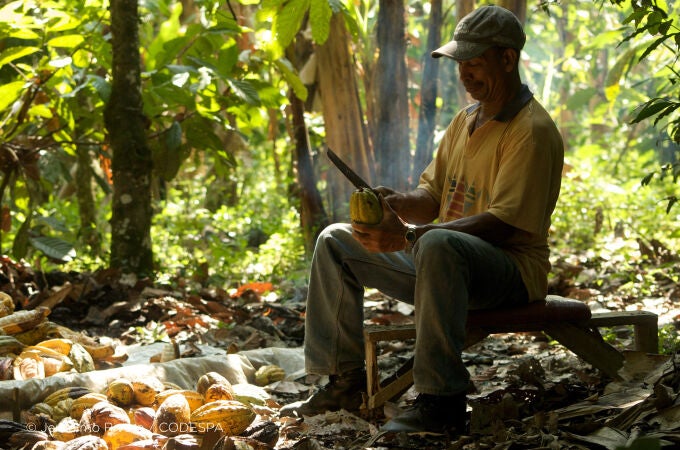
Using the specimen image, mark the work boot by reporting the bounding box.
[381,393,467,434]
[279,368,367,417]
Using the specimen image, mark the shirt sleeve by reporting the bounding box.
[487,106,564,236]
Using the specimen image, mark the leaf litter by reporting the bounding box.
[0,248,678,449]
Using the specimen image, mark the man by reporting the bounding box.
[280,5,564,434]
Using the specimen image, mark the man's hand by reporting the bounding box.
[351,194,408,253]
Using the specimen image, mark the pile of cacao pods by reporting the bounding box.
[1,365,287,450]
[0,293,121,381]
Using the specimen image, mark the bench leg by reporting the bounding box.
[544,323,625,379]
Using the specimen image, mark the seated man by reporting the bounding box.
[280,5,564,434]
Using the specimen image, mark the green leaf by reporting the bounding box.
[0,81,26,112]
[29,236,76,262]
[47,34,85,48]
[275,59,307,101]
[275,0,310,48]
[228,78,261,105]
[631,99,674,123]
[12,215,32,260]
[566,88,598,110]
[0,46,40,68]
[310,0,332,44]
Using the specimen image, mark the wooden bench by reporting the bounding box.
[362,295,658,410]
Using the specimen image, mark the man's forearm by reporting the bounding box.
[384,188,439,224]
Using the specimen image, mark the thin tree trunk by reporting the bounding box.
[288,90,329,254]
[413,0,443,186]
[316,13,371,221]
[75,145,101,256]
[286,35,329,254]
[374,0,409,191]
[105,0,154,276]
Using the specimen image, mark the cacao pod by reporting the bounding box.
[152,394,191,437]
[154,389,203,412]
[107,378,135,406]
[70,393,108,420]
[81,401,130,434]
[132,376,165,407]
[102,423,154,450]
[190,400,255,436]
[51,417,81,442]
[253,365,285,386]
[196,372,230,396]
[349,189,382,224]
[204,383,234,403]
[132,407,156,430]
[62,435,108,450]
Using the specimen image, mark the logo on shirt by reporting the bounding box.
[444,177,489,220]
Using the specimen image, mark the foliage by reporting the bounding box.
[0,0,677,310]
[608,0,680,212]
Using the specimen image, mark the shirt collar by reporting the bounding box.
[465,84,533,122]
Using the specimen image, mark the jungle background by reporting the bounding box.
[0,0,679,448]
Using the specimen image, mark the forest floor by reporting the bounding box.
[1,242,679,449]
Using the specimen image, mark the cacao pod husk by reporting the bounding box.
[349,189,382,224]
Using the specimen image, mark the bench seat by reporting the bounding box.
[362,295,658,410]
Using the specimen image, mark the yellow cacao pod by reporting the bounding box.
[196,372,230,396]
[154,389,204,412]
[204,383,234,403]
[131,376,165,407]
[107,378,135,406]
[103,423,154,450]
[190,400,256,436]
[51,417,81,442]
[152,393,191,437]
[254,364,285,386]
[349,189,382,224]
[70,393,108,420]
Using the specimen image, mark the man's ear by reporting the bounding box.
[502,48,519,72]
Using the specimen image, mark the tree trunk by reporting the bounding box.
[374,0,409,191]
[413,0,443,186]
[286,35,329,254]
[498,0,526,24]
[288,90,329,254]
[316,13,371,221]
[105,0,154,276]
[75,145,101,256]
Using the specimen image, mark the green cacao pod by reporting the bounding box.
[349,189,383,224]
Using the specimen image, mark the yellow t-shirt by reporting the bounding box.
[418,86,564,301]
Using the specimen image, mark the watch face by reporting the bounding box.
[406,228,417,242]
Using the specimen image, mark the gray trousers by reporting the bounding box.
[304,223,529,396]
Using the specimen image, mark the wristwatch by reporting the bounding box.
[405,224,417,252]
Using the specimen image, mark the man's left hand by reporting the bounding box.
[351,195,407,253]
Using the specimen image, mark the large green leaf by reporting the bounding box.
[309,0,332,45]
[275,0,310,48]
[0,46,40,68]
[47,34,85,48]
[275,59,307,101]
[0,81,26,112]
[29,236,76,262]
[228,78,261,105]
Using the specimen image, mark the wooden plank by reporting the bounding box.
[544,323,625,379]
[590,311,658,326]
[367,369,413,410]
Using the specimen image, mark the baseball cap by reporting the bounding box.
[432,5,526,61]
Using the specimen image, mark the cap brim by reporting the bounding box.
[431,40,491,61]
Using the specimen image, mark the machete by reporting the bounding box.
[326,148,373,191]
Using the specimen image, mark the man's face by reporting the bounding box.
[457,47,513,102]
